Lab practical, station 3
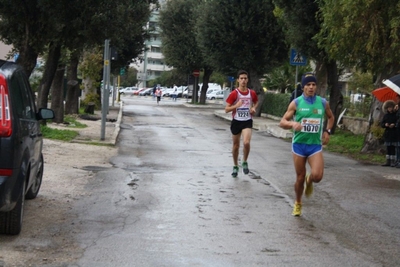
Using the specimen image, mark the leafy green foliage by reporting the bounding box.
[342,96,372,118]
[196,0,287,77]
[81,93,100,111]
[263,62,311,93]
[0,0,157,77]
[120,68,138,88]
[150,69,188,87]
[262,93,290,117]
[159,0,204,72]
[347,71,374,94]
[274,0,322,61]
[79,48,103,92]
[317,0,400,73]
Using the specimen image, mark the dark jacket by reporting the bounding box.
[381,111,397,143]
[290,84,303,102]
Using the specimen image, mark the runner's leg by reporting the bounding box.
[293,153,307,204]
[306,151,324,183]
[232,133,241,166]
[241,128,252,162]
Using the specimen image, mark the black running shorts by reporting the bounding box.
[230,119,253,135]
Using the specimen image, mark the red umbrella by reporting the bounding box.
[371,86,399,102]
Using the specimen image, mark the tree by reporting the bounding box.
[159,0,213,104]
[274,0,343,134]
[196,0,287,115]
[0,0,49,76]
[120,67,139,88]
[263,62,311,93]
[0,0,156,117]
[317,0,400,152]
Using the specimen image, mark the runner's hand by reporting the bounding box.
[322,132,330,145]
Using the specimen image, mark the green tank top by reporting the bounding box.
[293,96,325,145]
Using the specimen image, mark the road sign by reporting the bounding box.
[120,68,125,76]
[192,70,200,77]
[290,48,307,66]
[228,76,235,82]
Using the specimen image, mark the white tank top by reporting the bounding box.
[233,89,252,121]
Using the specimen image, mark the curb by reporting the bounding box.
[110,101,123,145]
[214,111,292,139]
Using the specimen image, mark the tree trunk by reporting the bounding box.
[314,61,328,97]
[248,70,264,117]
[361,65,400,153]
[15,43,38,78]
[325,60,342,134]
[50,64,66,123]
[199,67,213,104]
[37,42,62,110]
[65,51,81,115]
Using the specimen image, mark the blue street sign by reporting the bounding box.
[228,76,235,82]
[290,48,307,66]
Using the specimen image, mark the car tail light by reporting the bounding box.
[0,169,12,176]
[0,74,11,137]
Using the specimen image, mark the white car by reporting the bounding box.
[206,90,224,100]
[119,87,138,95]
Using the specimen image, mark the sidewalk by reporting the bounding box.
[182,101,293,139]
[48,101,123,146]
[213,110,293,139]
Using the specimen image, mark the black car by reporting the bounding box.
[0,60,54,235]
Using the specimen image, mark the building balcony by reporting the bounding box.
[146,52,163,60]
[147,64,172,72]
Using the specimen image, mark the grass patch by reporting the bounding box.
[63,115,87,128]
[41,125,79,141]
[41,115,86,141]
[325,129,384,165]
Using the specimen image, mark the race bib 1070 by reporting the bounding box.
[300,118,321,133]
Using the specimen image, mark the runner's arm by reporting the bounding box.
[279,101,300,130]
[322,102,335,145]
[225,100,242,113]
[324,102,335,130]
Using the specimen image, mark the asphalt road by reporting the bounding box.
[1,96,399,267]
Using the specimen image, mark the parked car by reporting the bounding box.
[206,90,225,100]
[162,87,176,97]
[0,60,55,235]
[199,88,218,97]
[176,86,186,97]
[133,88,147,95]
[139,88,153,96]
[119,87,138,95]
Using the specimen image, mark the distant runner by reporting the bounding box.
[225,70,258,177]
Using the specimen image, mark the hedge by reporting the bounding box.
[261,92,291,117]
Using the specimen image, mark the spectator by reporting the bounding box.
[290,83,303,102]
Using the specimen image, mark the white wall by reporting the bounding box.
[0,42,13,60]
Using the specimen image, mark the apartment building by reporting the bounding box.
[134,1,173,88]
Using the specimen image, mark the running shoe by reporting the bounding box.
[304,173,313,198]
[232,166,239,178]
[242,161,249,175]
[292,202,302,216]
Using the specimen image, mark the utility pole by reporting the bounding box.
[101,39,110,141]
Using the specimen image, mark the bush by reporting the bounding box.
[81,93,100,111]
[342,96,371,118]
[262,92,290,117]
